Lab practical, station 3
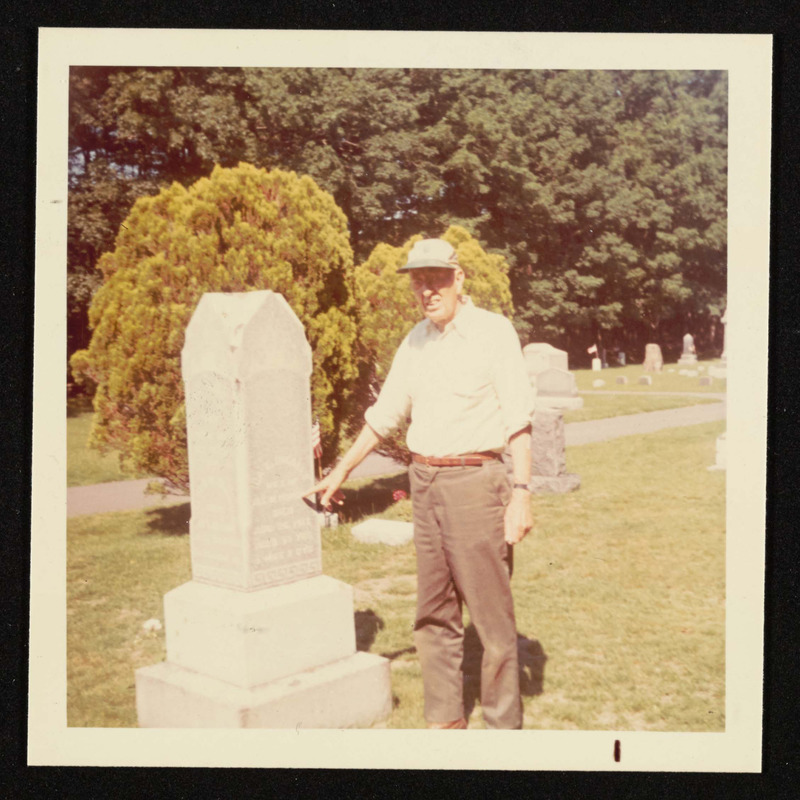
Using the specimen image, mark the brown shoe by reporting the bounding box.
[427,718,468,729]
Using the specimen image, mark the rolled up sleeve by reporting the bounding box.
[491,318,536,441]
[364,337,413,439]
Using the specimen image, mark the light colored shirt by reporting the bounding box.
[364,298,536,457]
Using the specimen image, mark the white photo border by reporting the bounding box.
[31,28,772,771]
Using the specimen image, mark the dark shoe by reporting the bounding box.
[427,718,468,729]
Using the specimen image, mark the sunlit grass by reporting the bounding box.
[67,420,725,731]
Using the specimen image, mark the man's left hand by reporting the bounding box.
[504,488,532,545]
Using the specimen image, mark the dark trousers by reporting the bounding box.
[409,459,522,729]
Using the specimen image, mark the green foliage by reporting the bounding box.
[68,67,727,370]
[351,224,512,461]
[70,163,358,491]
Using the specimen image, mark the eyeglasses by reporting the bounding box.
[409,269,455,291]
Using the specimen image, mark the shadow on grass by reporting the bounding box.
[341,472,411,524]
[144,502,191,536]
[462,624,547,719]
[355,609,385,651]
[354,609,418,660]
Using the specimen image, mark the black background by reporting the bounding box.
[2,2,797,797]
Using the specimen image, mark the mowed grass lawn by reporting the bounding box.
[68,419,725,731]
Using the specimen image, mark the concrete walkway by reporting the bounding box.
[67,395,725,518]
[565,399,725,447]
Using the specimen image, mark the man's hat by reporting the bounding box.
[398,238,460,273]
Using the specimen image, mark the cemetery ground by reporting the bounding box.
[67,414,726,731]
[573,359,727,394]
[68,360,723,487]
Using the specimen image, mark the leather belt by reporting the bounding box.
[411,452,502,467]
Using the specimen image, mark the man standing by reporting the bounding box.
[305,238,534,729]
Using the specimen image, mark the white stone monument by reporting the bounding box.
[528,409,580,494]
[535,367,584,410]
[136,291,391,728]
[643,343,663,372]
[522,344,583,409]
[677,333,698,365]
[523,342,568,377]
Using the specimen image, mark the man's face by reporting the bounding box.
[409,267,465,329]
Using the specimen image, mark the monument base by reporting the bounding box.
[136,651,391,729]
[535,395,584,410]
[677,354,698,365]
[163,575,358,688]
[529,474,581,494]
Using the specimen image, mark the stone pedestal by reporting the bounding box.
[591,357,602,371]
[528,409,580,494]
[136,651,390,729]
[136,291,391,728]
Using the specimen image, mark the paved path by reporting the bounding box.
[565,399,725,446]
[67,478,189,518]
[67,396,725,518]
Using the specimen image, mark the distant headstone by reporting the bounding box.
[523,343,568,380]
[352,519,414,546]
[592,379,605,388]
[528,409,580,494]
[535,367,584,410]
[678,369,690,376]
[618,351,626,366]
[707,432,727,471]
[685,370,699,377]
[592,357,602,371]
[699,376,713,386]
[643,343,663,372]
[136,291,391,729]
[667,368,675,373]
[638,375,653,386]
[317,510,339,529]
[616,376,628,385]
[678,333,698,365]
[697,365,706,372]
[523,346,583,410]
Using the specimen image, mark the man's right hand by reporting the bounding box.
[303,464,347,511]
[302,422,381,510]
